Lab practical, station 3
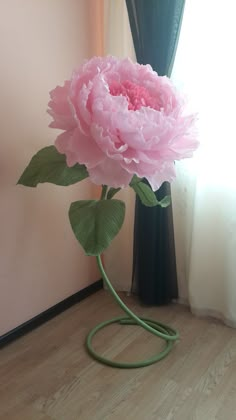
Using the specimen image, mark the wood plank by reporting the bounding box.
[1,290,236,419]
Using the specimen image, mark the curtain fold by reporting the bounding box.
[171,0,236,326]
[126,0,185,304]
[103,0,136,291]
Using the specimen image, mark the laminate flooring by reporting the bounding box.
[1,290,236,420]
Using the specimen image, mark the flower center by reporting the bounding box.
[109,80,158,111]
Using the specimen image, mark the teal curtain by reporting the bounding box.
[126,0,185,304]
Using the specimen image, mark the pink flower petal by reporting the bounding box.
[55,131,77,167]
[69,128,105,168]
[89,158,132,188]
[147,162,176,191]
[48,82,76,131]
[48,56,199,190]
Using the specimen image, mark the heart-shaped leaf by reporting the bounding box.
[17,145,88,187]
[69,199,125,256]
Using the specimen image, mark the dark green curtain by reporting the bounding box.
[126,0,185,305]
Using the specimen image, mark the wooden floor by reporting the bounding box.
[1,291,236,420]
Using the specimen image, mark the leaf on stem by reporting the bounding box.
[69,199,126,255]
[17,146,88,187]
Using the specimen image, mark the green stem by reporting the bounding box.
[97,255,178,341]
[85,254,179,368]
[101,185,108,200]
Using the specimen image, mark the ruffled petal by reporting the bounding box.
[55,131,78,167]
[55,128,105,168]
[69,128,105,168]
[147,162,176,191]
[49,56,198,190]
[89,158,132,188]
[48,82,76,131]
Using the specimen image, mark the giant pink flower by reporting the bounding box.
[48,56,198,190]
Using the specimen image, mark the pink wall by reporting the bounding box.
[0,0,100,336]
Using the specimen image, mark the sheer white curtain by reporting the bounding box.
[172,0,236,326]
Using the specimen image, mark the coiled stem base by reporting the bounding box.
[85,255,179,368]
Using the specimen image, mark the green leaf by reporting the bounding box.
[69,199,125,256]
[158,195,171,208]
[129,175,142,186]
[131,181,171,208]
[17,145,88,187]
[107,187,121,199]
[131,181,159,207]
